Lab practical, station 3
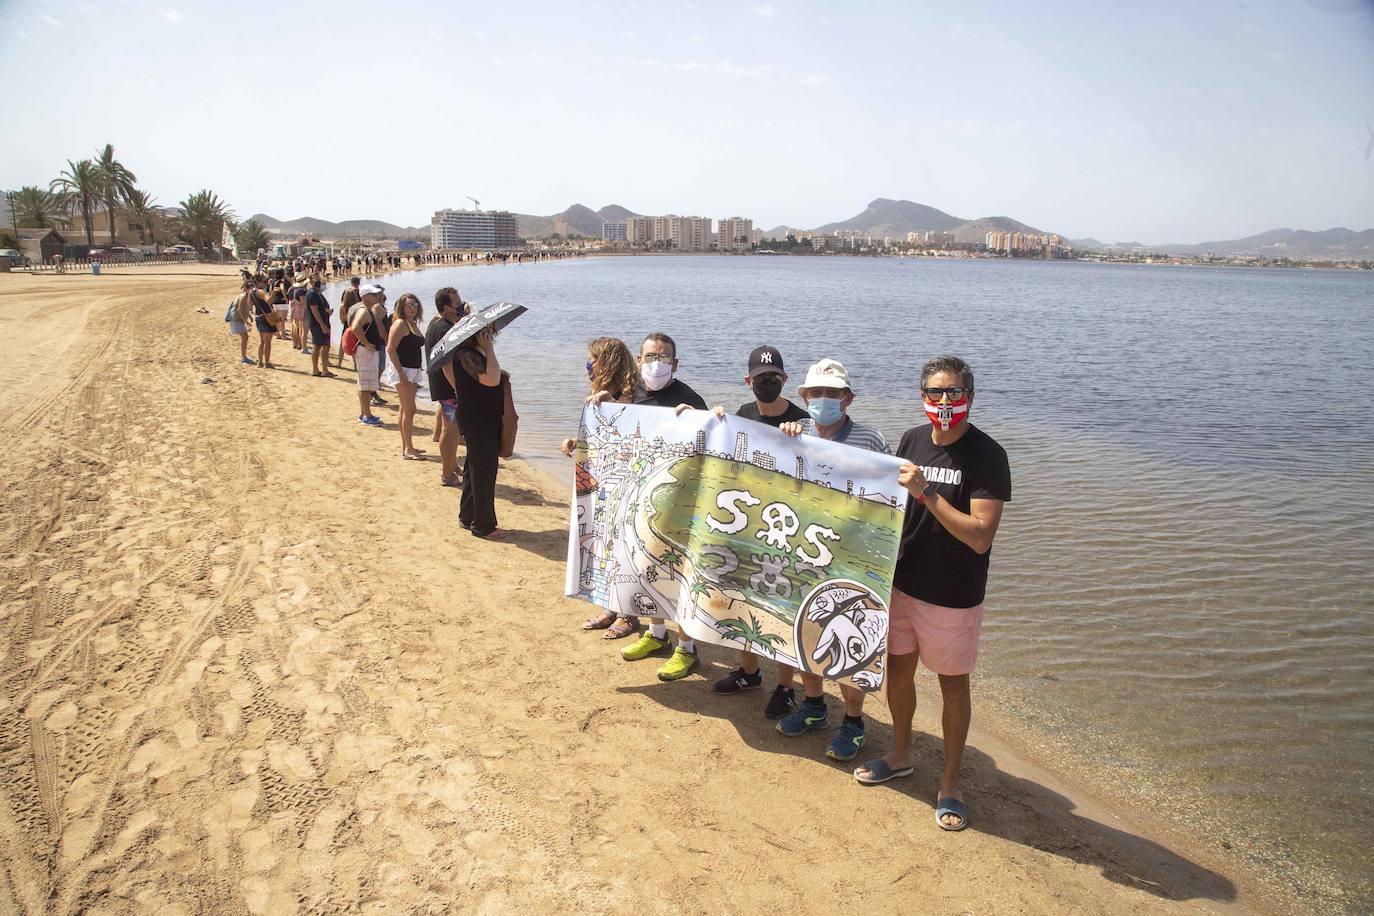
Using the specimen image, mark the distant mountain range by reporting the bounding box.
[251,198,1371,261]
[765,197,1050,245]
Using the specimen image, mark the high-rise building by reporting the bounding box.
[602,221,627,241]
[734,431,749,462]
[718,217,754,251]
[431,209,520,249]
[626,216,653,243]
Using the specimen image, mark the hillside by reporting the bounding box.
[814,198,967,236]
[251,214,428,240]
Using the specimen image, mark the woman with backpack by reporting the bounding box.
[226,279,253,365]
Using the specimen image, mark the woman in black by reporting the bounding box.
[383,293,427,460]
[453,327,506,539]
[251,276,276,369]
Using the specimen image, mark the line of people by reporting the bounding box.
[560,334,1011,832]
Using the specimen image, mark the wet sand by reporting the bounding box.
[0,265,1264,913]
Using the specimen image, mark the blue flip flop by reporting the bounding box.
[853,759,914,785]
[935,795,969,831]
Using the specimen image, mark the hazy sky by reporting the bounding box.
[3,0,1373,242]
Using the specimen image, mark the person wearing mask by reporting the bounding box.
[723,359,890,763]
[349,285,386,426]
[852,356,1010,835]
[680,345,809,714]
[453,327,506,539]
[383,293,427,460]
[561,338,643,638]
[426,288,467,488]
[336,277,362,369]
[306,278,335,377]
[632,332,707,410]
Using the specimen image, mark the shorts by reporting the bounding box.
[254,317,275,334]
[886,587,984,676]
[228,320,247,335]
[437,399,458,423]
[354,348,380,391]
[310,326,330,346]
[289,301,307,321]
[382,364,425,389]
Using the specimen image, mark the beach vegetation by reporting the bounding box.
[235,218,271,256]
[50,159,102,247]
[8,186,64,228]
[124,189,160,245]
[93,144,138,246]
[177,190,234,254]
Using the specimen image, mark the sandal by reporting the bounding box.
[853,759,915,786]
[402,452,424,461]
[441,471,462,488]
[582,612,617,631]
[935,794,969,832]
[604,617,639,640]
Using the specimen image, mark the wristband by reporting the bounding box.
[915,481,935,503]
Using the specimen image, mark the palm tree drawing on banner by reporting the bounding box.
[658,546,684,568]
[717,611,784,655]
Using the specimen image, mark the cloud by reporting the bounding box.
[610,56,826,87]
[751,4,775,16]
[161,8,183,22]
[472,30,489,42]
[41,13,61,26]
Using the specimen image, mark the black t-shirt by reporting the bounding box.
[425,317,455,399]
[736,400,808,428]
[635,378,707,410]
[305,290,330,330]
[892,423,1012,609]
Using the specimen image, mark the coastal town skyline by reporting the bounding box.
[3,0,1373,244]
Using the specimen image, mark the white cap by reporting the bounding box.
[359,284,385,296]
[800,358,851,392]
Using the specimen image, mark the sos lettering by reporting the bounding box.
[704,489,840,569]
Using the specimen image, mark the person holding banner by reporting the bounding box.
[853,355,1011,834]
[730,358,891,763]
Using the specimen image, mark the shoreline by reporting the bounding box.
[0,265,1283,913]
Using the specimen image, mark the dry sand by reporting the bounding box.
[0,265,1258,913]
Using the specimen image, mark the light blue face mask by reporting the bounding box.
[806,396,844,426]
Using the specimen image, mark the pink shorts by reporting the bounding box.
[887,588,984,675]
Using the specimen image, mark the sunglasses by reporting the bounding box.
[922,386,969,401]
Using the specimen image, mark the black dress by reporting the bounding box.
[452,346,504,536]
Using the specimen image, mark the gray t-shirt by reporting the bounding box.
[798,416,891,454]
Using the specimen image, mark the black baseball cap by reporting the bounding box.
[748,345,785,377]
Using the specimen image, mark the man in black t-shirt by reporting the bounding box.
[426,287,466,488]
[633,332,707,411]
[853,356,1011,834]
[305,279,335,377]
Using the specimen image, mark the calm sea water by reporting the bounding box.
[330,256,1374,910]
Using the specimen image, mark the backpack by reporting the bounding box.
[224,298,238,322]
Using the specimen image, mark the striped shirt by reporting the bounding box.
[799,416,891,454]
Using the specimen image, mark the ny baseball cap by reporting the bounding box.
[800,358,850,392]
[748,345,785,377]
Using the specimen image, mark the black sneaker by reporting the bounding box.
[372,394,389,406]
[763,685,796,720]
[712,667,763,695]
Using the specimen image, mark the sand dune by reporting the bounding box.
[0,265,1255,913]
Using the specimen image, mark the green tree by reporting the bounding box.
[177,189,234,253]
[234,217,270,255]
[93,144,138,244]
[8,186,64,228]
[124,188,159,244]
[0,229,18,249]
[50,159,102,247]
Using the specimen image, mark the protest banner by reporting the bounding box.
[565,403,907,692]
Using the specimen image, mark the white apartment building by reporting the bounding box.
[601,221,628,241]
[625,216,653,243]
[431,209,520,249]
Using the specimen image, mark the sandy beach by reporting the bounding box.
[0,264,1261,914]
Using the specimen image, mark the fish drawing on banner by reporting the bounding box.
[565,403,907,692]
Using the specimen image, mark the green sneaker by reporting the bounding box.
[621,632,670,661]
[656,647,699,681]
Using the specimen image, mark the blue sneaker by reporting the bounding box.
[825,719,866,761]
[777,700,828,737]
[363,416,384,427]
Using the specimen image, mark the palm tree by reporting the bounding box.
[124,188,159,245]
[234,217,271,255]
[177,190,233,254]
[93,144,138,244]
[8,186,64,228]
[50,159,102,247]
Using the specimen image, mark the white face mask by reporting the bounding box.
[640,360,674,392]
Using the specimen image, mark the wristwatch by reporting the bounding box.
[915,481,936,503]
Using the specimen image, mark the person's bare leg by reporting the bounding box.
[839,683,866,718]
[399,382,417,454]
[238,332,248,360]
[440,416,460,479]
[935,673,972,825]
[431,409,442,442]
[357,389,372,419]
[857,651,918,777]
[741,649,759,676]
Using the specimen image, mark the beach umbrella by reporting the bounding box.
[427,301,527,369]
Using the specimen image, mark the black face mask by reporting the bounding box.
[751,374,784,404]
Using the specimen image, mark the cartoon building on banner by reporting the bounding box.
[565,404,907,692]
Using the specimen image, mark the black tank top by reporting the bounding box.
[362,311,384,349]
[397,329,423,369]
[452,347,503,436]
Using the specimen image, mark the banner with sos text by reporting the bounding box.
[564,403,906,692]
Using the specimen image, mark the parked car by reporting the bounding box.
[87,248,112,263]
[109,246,145,262]
[0,248,30,267]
